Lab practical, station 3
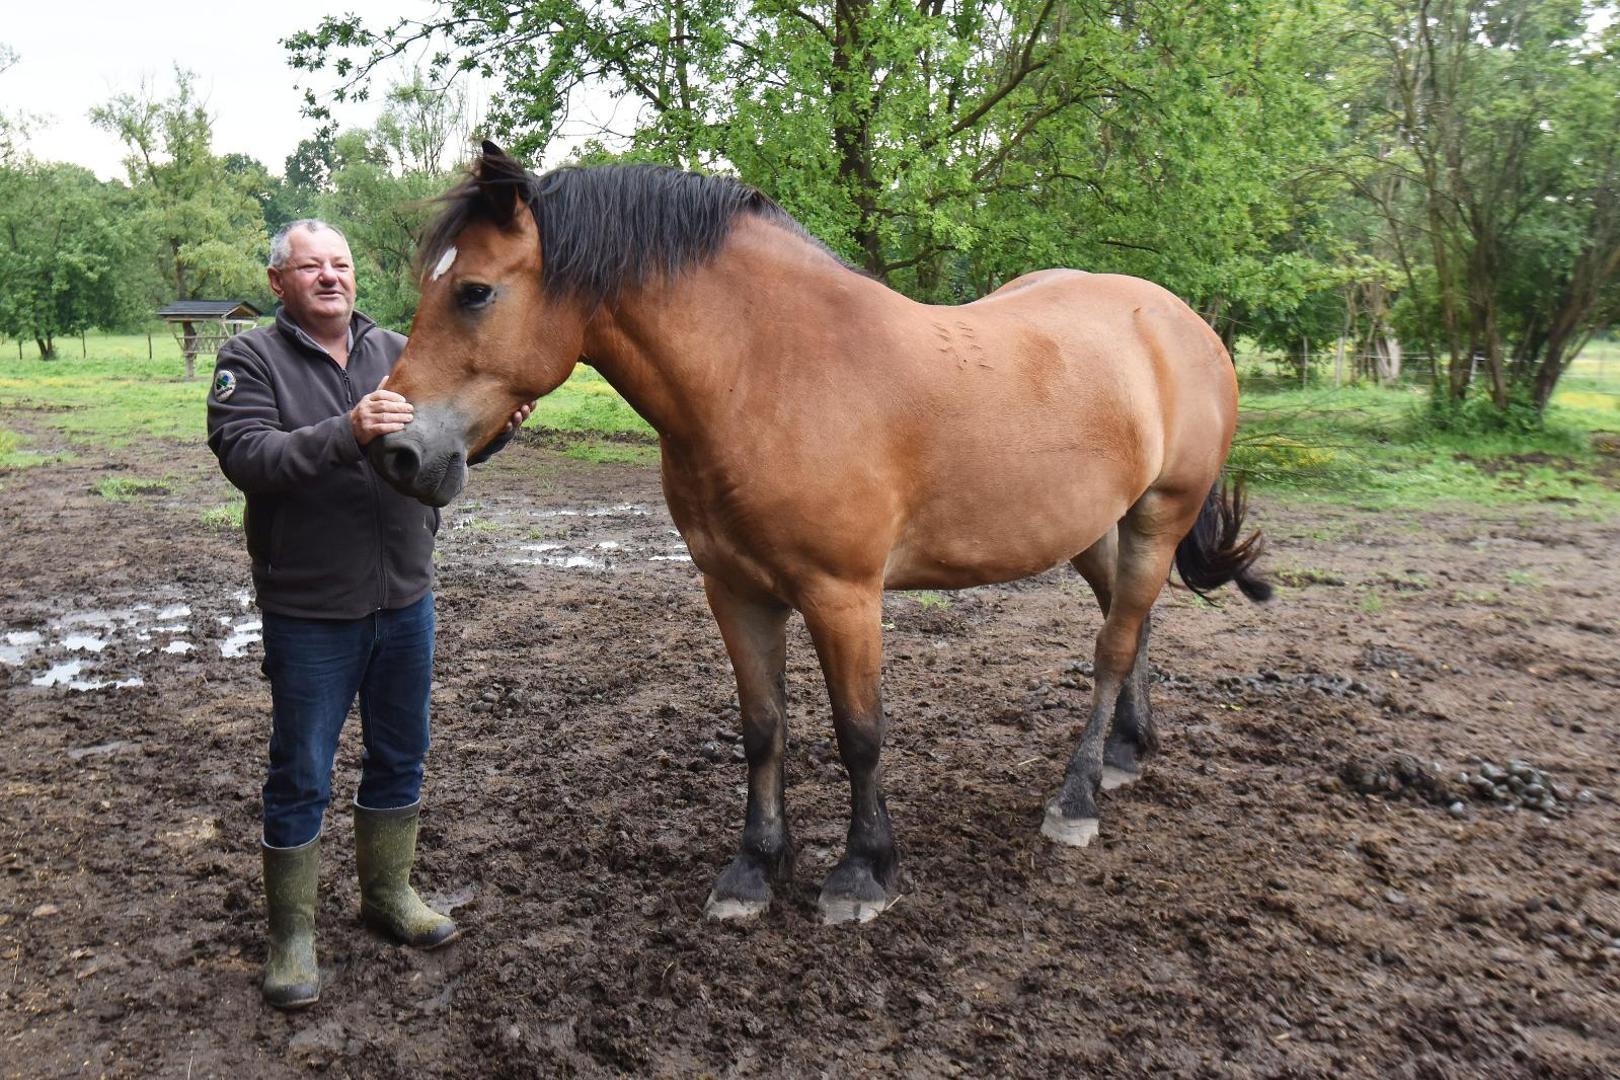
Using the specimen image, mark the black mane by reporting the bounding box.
[419,145,823,309]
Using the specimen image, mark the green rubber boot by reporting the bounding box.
[353,801,459,949]
[262,835,321,1009]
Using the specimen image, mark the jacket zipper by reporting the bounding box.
[289,316,390,613]
[340,364,390,612]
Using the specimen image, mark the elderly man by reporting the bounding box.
[207,219,531,1009]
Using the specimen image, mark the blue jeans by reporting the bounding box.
[259,593,435,848]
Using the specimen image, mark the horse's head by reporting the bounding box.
[369,142,585,506]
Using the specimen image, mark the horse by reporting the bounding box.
[371,142,1270,925]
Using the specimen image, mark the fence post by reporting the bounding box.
[81,332,87,359]
[147,331,153,360]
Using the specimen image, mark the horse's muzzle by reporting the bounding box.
[369,422,468,508]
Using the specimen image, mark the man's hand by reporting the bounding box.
[350,377,414,446]
[505,399,537,434]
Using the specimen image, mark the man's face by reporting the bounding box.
[268,227,356,328]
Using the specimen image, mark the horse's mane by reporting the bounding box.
[419,144,832,309]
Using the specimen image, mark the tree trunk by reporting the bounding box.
[831,0,885,279]
[36,335,55,360]
[181,320,199,381]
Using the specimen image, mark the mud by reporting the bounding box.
[3,428,1619,1077]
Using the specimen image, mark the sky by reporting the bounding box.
[1,0,470,180]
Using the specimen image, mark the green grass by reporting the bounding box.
[1235,346,1620,510]
[0,426,56,468]
[4,331,1618,516]
[0,331,212,449]
[535,366,653,437]
[0,332,655,462]
[95,475,172,500]
[201,498,244,530]
[559,437,660,465]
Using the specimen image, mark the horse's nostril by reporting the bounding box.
[383,444,420,483]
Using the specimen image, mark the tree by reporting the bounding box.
[1359,0,1620,413]
[0,43,43,166]
[288,1,1352,306]
[317,131,449,332]
[91,69,270,378]
[0,162,144,357]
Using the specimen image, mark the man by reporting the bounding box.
[207,219,531,1009]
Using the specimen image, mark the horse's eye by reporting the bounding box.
[457,283,495,309]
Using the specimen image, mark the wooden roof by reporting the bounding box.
[156,300,263,320]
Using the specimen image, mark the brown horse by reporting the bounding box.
[372,143,1269,924]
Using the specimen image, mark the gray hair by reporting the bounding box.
[268,219,349,269]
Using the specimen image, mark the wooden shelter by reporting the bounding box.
[156,299,263,379]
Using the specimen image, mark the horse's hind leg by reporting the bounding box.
[1070,531,1158,790]
[798,582,897,924]
[702,576,795,920]
[1046,493,1197,847]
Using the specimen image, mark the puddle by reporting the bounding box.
[7,587,256,688]
[31,660,84,686]
[220,619,262,658]
[530,503,652,519]
[30,660,143,692]
[1,630,43,666]
[510,544,610,570]
[52,606,153,630]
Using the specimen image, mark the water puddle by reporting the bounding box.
[220,619,262,659]
[530,503,652,519]
[30,660,143,692]
[7,587,256,690]
[510,544,611,571]
[1,630,44,666]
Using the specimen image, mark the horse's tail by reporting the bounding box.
[1174,479,1272,602]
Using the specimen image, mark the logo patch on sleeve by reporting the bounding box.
[212,369,237,401]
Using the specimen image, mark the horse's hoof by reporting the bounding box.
[817,892,894,926]
[1101,765,1141,791]
[703,891,769,920]
[1041,803,1099,848]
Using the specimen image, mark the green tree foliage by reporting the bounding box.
[0,43,33,165]
[92,69,270,377]
[286,0,1617,415]
[1353,0,1620,413]
[0,162,145,357]
[316,132,448,332]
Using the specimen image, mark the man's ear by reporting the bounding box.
[266,266,286,301]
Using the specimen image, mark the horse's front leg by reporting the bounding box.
[702,575,794,920]
[800,583,897,924]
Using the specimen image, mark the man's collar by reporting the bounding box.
[274,306,376,358]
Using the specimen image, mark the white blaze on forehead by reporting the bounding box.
[430,246,458,282]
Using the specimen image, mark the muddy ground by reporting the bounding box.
[2,425,1619,1079]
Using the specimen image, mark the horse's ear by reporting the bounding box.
[473,140,529,227]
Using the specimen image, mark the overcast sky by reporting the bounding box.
[2,0,476,180]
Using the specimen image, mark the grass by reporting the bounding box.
[0,332,211,452]
[201,499,244,530]
[3,330,1617,515]
[0,426,57,468]
[1234,340,1620,511]
[95,475,171,500]
[0,331,653,466]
